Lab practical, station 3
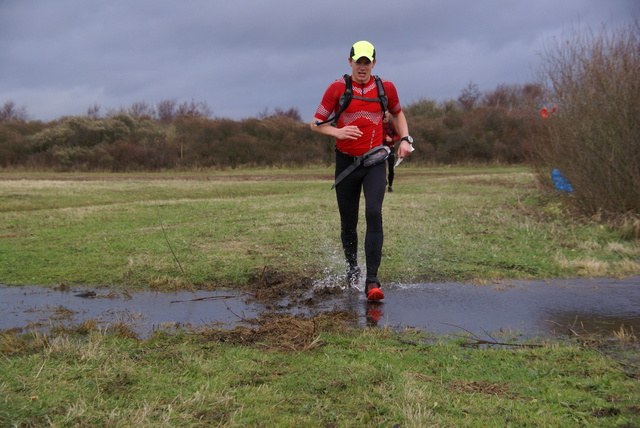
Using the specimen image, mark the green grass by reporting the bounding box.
[1,326,638,427]
[1,166,639,426]
[1,166,638,289]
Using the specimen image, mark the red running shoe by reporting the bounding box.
[366,279,384,301]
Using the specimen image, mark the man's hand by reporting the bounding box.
[336,125,362,140]
[311,118,362,140]
[396,140,414,158]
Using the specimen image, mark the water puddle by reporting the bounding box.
[1,287,262,336]
[370,277,640,338]
[2,276,639,339]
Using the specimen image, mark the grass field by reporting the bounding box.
[2,323,639,427]
[1,166,638,289]
[1,166,639,426]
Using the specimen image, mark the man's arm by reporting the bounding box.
[310,119,362,140]
[391,111,413,158]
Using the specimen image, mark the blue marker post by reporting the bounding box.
[552,169,574,193]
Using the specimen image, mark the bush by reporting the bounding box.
[406,104,531,164]
[27,116,131,152]
[22,115,170,171]
[0,89,545,170]
[0,121,47,167]
[531,21,640,222]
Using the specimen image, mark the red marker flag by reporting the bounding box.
[541,106,557,117]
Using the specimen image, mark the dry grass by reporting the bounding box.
[612,325,638,343]
[200,310,357,352]
[555,254,640,278]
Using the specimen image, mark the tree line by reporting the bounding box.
[0,81,543,171]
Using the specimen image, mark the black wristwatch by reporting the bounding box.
[400,136,414,144]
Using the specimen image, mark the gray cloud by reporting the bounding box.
[1,0,637,121]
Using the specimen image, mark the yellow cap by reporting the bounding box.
[350,41,376,61]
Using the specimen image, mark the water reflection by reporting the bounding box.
[0,287,262,336]
[361,277,640,338]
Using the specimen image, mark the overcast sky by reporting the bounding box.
[1,0,638,122]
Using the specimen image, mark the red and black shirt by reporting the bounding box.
[314,76,401,156]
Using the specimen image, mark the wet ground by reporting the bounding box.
[2,276,639,340]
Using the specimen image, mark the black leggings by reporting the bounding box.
[387,148,395,187]
[335,153,386,279]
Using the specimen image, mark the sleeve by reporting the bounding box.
[314,80,345,121]
[383,81,402,115]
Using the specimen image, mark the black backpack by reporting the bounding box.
[315,74,388,126]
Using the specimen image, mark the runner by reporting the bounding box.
[310,40,414,301]
[382,111,400,192]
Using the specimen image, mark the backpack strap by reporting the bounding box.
[314,75,387,127]
[331,153,362,189]
[314,74,353,126]
[374,76,388,116]
[347,75,388,116]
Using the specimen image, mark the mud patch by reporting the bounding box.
[242,266,316,304]
[200,310,357,352]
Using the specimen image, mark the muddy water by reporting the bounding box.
[2,276,639,339]
[0,287,263,335]
[361,277,640,338]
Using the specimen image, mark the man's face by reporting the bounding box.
[349,57,375,84]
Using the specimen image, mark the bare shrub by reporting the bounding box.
[0,100,29,122]
[531,20,640,221]
[257,107,302,121]
[458,81,481,111]
[127,101,155,119]
[482,83,544,110]
[155,98,211,123]
[407,102,531,164]
[176,99,212,119]
[404,98,453,119]
[86,104,102,119]
[156,99,178,123]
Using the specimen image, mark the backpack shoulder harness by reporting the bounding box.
[315,74,388,126]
